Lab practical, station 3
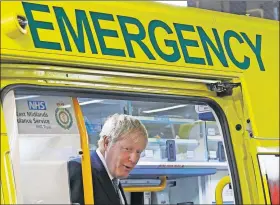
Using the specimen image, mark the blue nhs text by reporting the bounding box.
[27,101,47,110]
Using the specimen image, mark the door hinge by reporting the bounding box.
[206,82,241,97]
[246,119,254,138]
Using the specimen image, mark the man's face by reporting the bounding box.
[104,131,147,179]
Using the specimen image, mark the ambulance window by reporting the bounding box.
[258,155,280,205]
[2,90,235,204]
[79,97,235,204]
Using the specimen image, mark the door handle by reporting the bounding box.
[215,176,231,205]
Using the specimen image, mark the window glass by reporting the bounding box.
[79,97,234,204]
[258,155,280,205]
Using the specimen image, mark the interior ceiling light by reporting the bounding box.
[143,104,188,113]
[15,95,40,100]
[79,99,104,106]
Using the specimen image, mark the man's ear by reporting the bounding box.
[103,136,110,150]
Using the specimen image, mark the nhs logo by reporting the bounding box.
[27,101,47,110]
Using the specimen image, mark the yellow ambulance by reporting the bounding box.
[1,1,279,205]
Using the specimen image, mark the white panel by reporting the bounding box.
[20,161,71,204]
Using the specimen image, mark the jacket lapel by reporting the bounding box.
[90,151,121,204]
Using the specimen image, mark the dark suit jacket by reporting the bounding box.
[68,151,128,205]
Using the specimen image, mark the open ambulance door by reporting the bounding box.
[239,77,279,205]
[212,79,279,205]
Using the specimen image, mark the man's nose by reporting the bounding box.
[129,152,139,164]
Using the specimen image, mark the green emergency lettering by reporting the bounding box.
[240,33,265,71]
[22,2,265,71]
[174,23,206,65]
[22,2,61,50]
[148,20,180,62]
[197,26,228,67]
[117,15,156,60]
[90,12,125,57]
[224,30,250,70]
[54,7,97,53]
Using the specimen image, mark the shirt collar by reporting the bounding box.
[96,148,118,183]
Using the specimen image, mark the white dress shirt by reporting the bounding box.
[96,149,125,204]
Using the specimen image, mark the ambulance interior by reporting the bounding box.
[3,91,235,204]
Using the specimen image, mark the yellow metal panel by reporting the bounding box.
[124,176,166,192]
[0,133,17,204]
[0,64,217,98]
[241,76,279,138]
[1,1,277,76]
[1,184,4,205]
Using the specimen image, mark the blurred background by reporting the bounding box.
[157,0,280,21]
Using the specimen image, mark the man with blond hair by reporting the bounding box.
[68,113,148,205]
